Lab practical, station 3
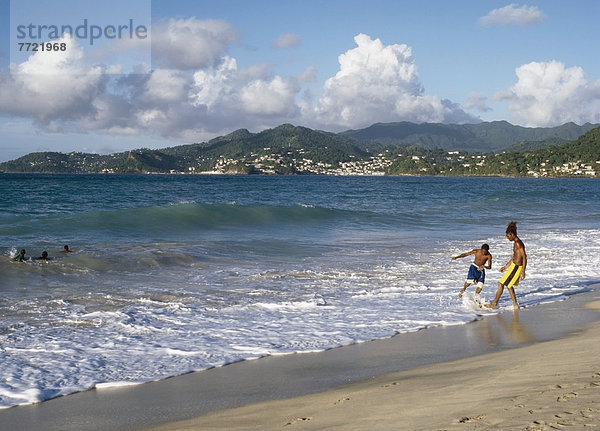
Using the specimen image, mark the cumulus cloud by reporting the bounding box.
[191,56,239,109]
[272,33,302,49]
[495,60,600,126]
[240,76,301,116]
[142,69,191,103]
[152,18,237,69]
[190,56,303,129]
[313,33,474,129]
[0,24,476,146]
[480,3,545,27]
[0,35,106,124]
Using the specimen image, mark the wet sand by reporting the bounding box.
[1,286,598,431]
[149,297,600,431]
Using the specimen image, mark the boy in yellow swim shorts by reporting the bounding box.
[487,221,527,310]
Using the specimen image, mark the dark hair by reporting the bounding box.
[506,221,518,236]
[481,244,489,251]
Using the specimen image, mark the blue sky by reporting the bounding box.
[1,0,599,161]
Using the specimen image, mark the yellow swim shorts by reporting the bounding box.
[499,262,522,288]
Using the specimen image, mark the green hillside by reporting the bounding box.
[342,121,599,152]
[385,126,600,176]
[1,122,598,177]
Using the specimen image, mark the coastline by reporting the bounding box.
[148,291,600,431]
[2,171,600,178]
[0,286,598,431]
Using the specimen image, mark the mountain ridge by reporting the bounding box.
[341,120,599,152]
[1,121,598,177]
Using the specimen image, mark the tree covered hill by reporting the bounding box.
[0,124,370,174]
[159,124,371,172]
[384,126,600,176]
[0,122,598,177]
[341,121,599,152]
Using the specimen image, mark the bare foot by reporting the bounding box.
[484,303,497,309]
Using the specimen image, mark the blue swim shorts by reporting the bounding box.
[466,264,485,284]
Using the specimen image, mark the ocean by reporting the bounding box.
[0,174,598,408]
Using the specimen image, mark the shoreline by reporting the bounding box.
[0,286,598,430]
[148,293,600,431]
[1,172,599,178]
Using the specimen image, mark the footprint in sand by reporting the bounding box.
[457,414,485,423]
[284,417,312,426]
[527,419,549,430]
[557,392,578,402]
[581,407,595,419]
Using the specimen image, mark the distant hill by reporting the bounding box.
[385,126,600,177]
[341,121,599,152]
[161,124,369,167]
[0,124,370,174]
[0,122,598,177]
[505,137,568,152]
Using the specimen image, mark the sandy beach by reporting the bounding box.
[147,295,600,431]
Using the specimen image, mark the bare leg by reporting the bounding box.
[473,284,483,307]
[507,286,519,309]
[486,281,504,308]
[458,282,471,298]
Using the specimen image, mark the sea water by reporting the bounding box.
[0,174,598,408]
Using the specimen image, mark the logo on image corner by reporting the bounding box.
[15,18,149,46]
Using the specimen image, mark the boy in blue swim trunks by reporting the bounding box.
[487,221,527,310]
[452,244,492,298]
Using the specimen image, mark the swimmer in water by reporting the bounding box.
[13,249,27,262]
[35,251,52,261]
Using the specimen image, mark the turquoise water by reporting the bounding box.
[0,174,599,407]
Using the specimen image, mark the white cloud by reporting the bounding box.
[152,18,238,70]
[240,76,300,116]
[272,33,302,49]
[480,3,545,27]
[0,26,476,149]
[495,60,600,126]
[313,34,474,129]
[298,66,317,84]
[142,69,191,103]
[0,35,106,124]
[464,92,492,112]
[191,56,240,109]
[189,56,304,130]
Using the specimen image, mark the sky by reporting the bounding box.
[0,0,599,162]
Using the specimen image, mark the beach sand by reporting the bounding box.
[146,298,600,431]
[1,288,599,431]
